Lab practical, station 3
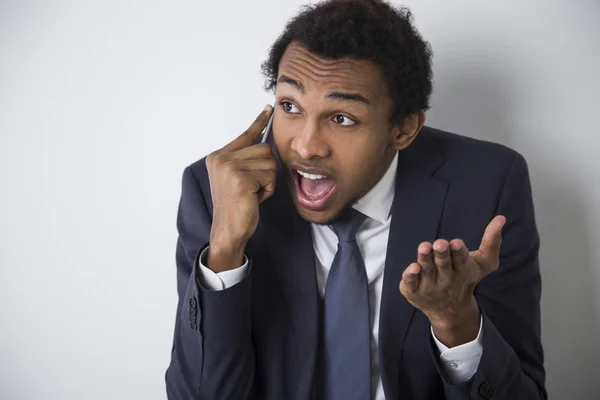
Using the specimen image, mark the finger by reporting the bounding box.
[433,239,452,283]
[226,143,274,161]
[244,169,277,203]
[449,239,470,273]
[478,215,506,260]
[400,262,421,294]
[417,242,436,280]
[222,105,273,153]
[228,157,277,172]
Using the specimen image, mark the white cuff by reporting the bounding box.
[431,315,484,384]
[196,246,249,291]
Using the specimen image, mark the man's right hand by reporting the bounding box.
[205,105,276,273]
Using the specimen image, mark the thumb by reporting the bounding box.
[477,215,506,263]
[222,105,273,153]
[400,263,421,295]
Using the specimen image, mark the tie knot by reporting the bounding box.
[331,208,366,242]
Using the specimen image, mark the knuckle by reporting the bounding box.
[231,173,246,191]
[222,161,236,175]
[210,152,226,166]
[206,152,217,168]
[256,143,272,155]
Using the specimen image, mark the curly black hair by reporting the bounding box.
[261,0,433,126]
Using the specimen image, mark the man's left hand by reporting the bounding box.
[399,215,506,347]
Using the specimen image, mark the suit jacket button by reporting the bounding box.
[189,297,198,319]
[190,321,197,331]
[478,381,495,399]
[189,297,197,310]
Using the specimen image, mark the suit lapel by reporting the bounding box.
[378,132,449,400]
[259,164,319,399]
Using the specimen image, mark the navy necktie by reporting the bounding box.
[321,208,371,400]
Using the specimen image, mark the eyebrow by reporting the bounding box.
[277,74,371,106]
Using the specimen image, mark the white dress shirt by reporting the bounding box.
[197,153,483,398]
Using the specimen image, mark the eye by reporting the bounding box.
[333,114,357,127]
[280,101,300,114]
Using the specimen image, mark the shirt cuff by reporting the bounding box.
[431,315,484,384]
[196,246,249,291]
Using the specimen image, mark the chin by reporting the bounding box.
[297,208,335,225]
[291,197,348,226]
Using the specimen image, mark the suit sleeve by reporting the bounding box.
[432,153,547,400]
[165,166,255,400]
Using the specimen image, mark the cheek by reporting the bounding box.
[271,117,288,155]
[272,114,298,147]
[336,138,382,185]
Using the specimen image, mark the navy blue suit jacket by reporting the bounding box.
[165,126,547,400]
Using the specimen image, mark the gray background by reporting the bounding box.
[1,0,598,398]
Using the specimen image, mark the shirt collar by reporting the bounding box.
[351,151,398,224]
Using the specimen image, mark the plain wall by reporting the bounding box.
[1,0,598,398]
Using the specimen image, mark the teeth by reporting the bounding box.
[297,170,327,180]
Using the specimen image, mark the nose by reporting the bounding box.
[290,120,331,160]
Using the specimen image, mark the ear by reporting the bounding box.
[390,110,425,151]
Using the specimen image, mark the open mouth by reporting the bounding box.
[292,168,337,211]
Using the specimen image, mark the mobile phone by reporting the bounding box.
[260,108,275,143]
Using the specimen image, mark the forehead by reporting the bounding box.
[277,42,387,99]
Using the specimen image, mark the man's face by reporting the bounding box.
[273,42,412,225]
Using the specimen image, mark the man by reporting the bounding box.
[165,0,546,399]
